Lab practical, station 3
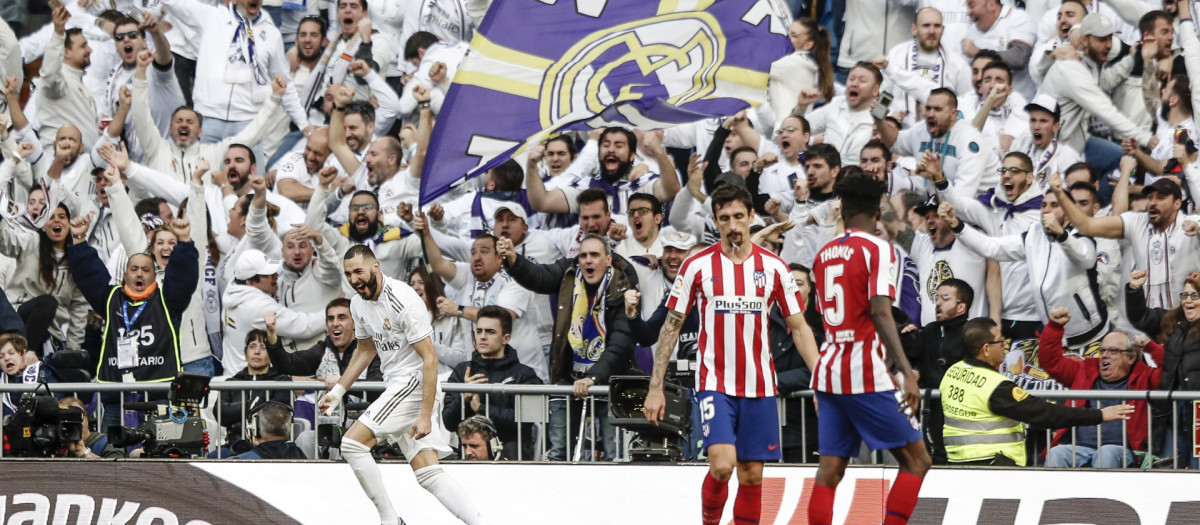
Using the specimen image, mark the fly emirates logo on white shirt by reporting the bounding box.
[712,295,767,314]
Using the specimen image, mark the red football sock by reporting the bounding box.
[701,472,729,525]
[732,483,762,524]
[882,471,925,525]
[807,483,835,525]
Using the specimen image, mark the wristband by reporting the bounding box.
[950,221,965,234]
[322,384,346,416]
[457,304,465,316]
[1182,18,1193,24]
[270,94,282,103]
[333,106,346,112]
[1054,230,1069,243]
[417,101,431,110]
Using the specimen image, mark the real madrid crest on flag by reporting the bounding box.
[419,0,794,204]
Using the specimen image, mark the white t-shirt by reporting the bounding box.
[910,231,989,325]
[963,4,1038,98]
[892,119,1000,196]
[448,263,547,381]
[806,96,875,166]
[351,276,435,385]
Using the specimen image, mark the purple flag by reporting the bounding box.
[419,0,793,204]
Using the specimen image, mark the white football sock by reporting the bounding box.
[342,437,400,525]
[414,465,486,525]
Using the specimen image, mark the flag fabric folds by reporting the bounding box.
[419,0,793,204]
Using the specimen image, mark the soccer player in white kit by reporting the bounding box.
[319,245,486,525]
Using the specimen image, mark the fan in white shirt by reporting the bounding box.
[797,62,882,167]
[1014,94,1083,188]
[969,62,1029,157]
[880,7,975,129]
[881,87,1001,196]
[961,0,1038,98]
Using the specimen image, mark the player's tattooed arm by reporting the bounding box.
[649,310,685,389]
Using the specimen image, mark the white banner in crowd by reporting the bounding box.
[2,462,1199,524]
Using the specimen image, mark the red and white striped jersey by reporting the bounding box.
[812,230,900,394]
[666,243,804,398]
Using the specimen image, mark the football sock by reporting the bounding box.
[882,471,924,525]
[732,483,762,524]
[701,471,729,525]
[414,465,486,525]
[341,437,399,524]
[807,483,835,525]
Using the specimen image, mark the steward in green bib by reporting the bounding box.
[66,215,198,383]
[939,318,1134,466]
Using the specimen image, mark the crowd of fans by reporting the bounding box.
[0,0,1196,467]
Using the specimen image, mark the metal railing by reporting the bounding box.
[0,382,1196,468]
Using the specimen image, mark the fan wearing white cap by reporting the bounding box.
[220,249,326,375]
[624,230,699,329]
[1041,12,1152,181]
[1013,93,1082,187]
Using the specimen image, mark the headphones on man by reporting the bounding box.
[464,415,503,460]
[247,400,294,440]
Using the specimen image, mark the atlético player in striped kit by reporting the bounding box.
[645,184,822,525]
[808,169,931,525]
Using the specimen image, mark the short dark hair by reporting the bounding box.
[344,101,375,126]
[782,113,811,134]
[929,87,958,110]
[111,15,143,36]
[1168,74,1193,116]
[170,106,204,129]
[1003,151,1034,173]
[473,232,499,252]
[1139,10,1173,36]
[627,192,661,216]
[404,31,439,62]
[729,146,757,164]
[982,61,1012,83]
[298,15,328,36]
[544,136,577,157]
[1065,162,1097,183]
[338,0,367,11]
[576,188,610,210]
[64,28,85,49]
[490,159,524,191]
[805,143,841,169]
[834,167,886,220]
[344,244,377,262]
[963,317,999,358]
[227,143,257,167]
[708,184,754,216]
[254,401,293,438]
[937,278,975,310]
[350,190,379,206]
[1067,181,1100,206]
[973,49,1002,65]
[861,138,892,160]
[326,297,351,313]
[135,197,167,219]
[245,329,268,348]
[476,305,513,335]
[600,127,638,153]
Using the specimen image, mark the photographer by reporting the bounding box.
[59,396,125,459]
[65,211,199,431]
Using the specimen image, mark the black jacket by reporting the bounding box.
[1126,285,1200,392]
[505,254,635,385]
[218,367,293,432]
[904,314,969,389]
[442,346,542,459]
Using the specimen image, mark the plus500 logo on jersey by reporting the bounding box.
[712,295,766,314]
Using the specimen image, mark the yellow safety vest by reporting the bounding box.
[939,360,1026,465]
